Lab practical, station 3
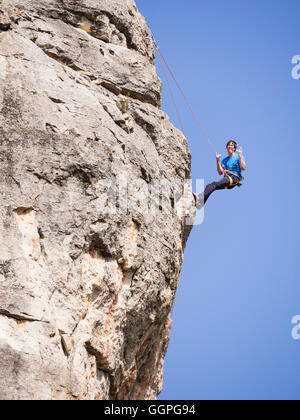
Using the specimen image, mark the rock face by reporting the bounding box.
[0,0,194,400]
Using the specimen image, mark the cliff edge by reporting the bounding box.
[0,0,194,400]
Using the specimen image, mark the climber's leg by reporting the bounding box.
[193,175,240,208]
[193,179,228,209]
[204,177,230,203]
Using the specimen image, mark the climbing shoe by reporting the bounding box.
[193,192,204,210]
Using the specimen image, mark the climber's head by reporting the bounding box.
[226,140,237,156]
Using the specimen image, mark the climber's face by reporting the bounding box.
[227,141,236,156]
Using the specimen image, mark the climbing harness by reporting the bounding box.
[224,170,244,188]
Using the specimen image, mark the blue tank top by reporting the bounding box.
[221,153,242,178]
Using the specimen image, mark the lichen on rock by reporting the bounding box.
[0,0,194,400]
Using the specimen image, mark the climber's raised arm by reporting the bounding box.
[237,147,247,171]
[216,153,225,175]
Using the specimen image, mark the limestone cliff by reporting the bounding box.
[0,0,194,400]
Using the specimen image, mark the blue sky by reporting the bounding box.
[135,0,300,400]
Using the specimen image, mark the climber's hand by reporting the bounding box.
[237,147,243,158]
[216,153,222,161]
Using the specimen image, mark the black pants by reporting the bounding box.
[204,175,239,203]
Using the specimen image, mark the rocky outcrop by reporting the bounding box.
[0,0,194,400]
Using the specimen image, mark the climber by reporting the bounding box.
[193,140,247,208]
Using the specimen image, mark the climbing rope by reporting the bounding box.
[153,37,217,156]
[155,41,186,138]
[153,38,193,245]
